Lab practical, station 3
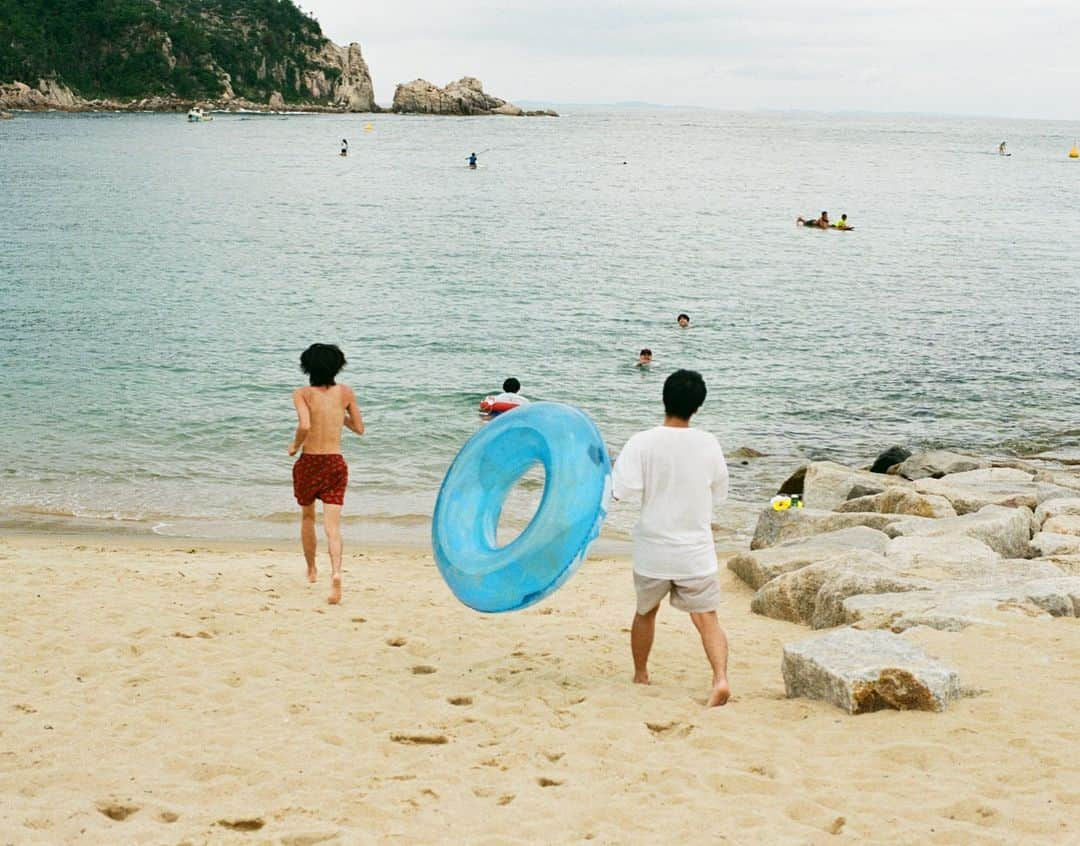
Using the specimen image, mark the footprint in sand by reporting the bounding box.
[411,665,437,675]
[96,801,140,821]
[390,732,449,745]
[217,817,265,831]
[158,811,180,823]
[537,777,564,787]
[497,794,515,805]
[386,637,407,647]
[447,696,473,706]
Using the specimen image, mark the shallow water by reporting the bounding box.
[1,109,1078,543]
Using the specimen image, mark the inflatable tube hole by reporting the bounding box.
[495,462,546,548]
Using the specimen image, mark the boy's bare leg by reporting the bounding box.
[323,504,344,604]
[300,503,318,582]
[631,605,660,684]
[690,610,730,707]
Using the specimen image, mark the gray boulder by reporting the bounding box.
[751,554,927,628]
[750,507,917,550]
[392,76,521,115]
[1034,469,1080,494]
[1031,532,1080,557]
[915,472,1039,515]
[1042,514,1080,537]
[835,487,957,519]
[884,535,1000,577]
[803,461,912,510]
[729,527,890,590]
[1029,448,1080,466]
[896,450,989,480]
[782,628,962,713]
[888,505,1034,559]
[1034,497,1080,527]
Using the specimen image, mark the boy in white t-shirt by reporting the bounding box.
[611,369,731,706]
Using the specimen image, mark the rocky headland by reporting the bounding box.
[0,0,374,114]
[736,446,1080,713]
[392,77,556,117]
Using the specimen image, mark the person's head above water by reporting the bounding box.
[677,313,690,327]
[821,211,829,220]
[639,348,653,360]
[502,377,521,394]
[300,343,346,387]
[663,369,707,421]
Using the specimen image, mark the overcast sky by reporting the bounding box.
[303,1,1080,119]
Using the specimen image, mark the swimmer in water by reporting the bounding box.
[468,152,478,168]
[797,211,830,229]
[999,141,1007,156]
[677,313,690,328]
[340,139,348,157]
[831,213,854,231]
[636,348,653,368]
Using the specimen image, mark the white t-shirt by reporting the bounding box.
[611,425,729,579]
[492,392,529,406]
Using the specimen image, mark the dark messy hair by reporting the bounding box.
[663,369,706,420]
[677,313,690,322]
[640,348,652,356]
[300,343,346,387]
[503,377,521,393]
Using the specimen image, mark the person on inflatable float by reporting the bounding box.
[479,377,530,416]
[611,369,731,707]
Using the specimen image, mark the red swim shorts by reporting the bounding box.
[292,453,349,506]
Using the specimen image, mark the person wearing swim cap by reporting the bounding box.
[611,369,731,707]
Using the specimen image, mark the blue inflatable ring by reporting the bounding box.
[432,402,611,613]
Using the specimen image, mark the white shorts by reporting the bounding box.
[634,572,720,615]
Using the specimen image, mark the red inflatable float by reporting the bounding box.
[479,396,521,415]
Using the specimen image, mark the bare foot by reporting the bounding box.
[328,576,342,605]
[306,563,317,583]
[705,679,730,707]
[633,672,650,685]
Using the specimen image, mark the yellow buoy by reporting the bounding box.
[1070,145,1079,159]
[363,122,374,132]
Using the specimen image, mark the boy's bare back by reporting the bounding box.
[289,384,364,456]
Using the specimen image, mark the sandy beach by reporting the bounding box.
[2,530,1077,844]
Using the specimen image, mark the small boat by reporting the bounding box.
[187,107,213,123]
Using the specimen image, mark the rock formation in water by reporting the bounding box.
[392,77,556,116]
[0,0,376,113]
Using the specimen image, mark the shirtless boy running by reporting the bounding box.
[288,344,364,604]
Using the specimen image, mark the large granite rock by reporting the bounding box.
[896,450,989,480]
[884,535,1000,576]
[915,469,1039,515]
[1031,532,1080,557]
[835,487,957,519]
[888,505,1035,559]
[750,507,920,550]
[1034,497,1080,527]
[1034,469,1080,494]
[315,41,376,111]
[1029,448,1080,465]
[803,461,912,510]
[392,76,526,116]
[840,568,1077,632]
[751,554,926,628]
[729,527,890,590]
[782,628,962,713]
[0,80,77,110]
[1043,515,1080,536]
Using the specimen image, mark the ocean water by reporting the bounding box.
[1,109,1079,544]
